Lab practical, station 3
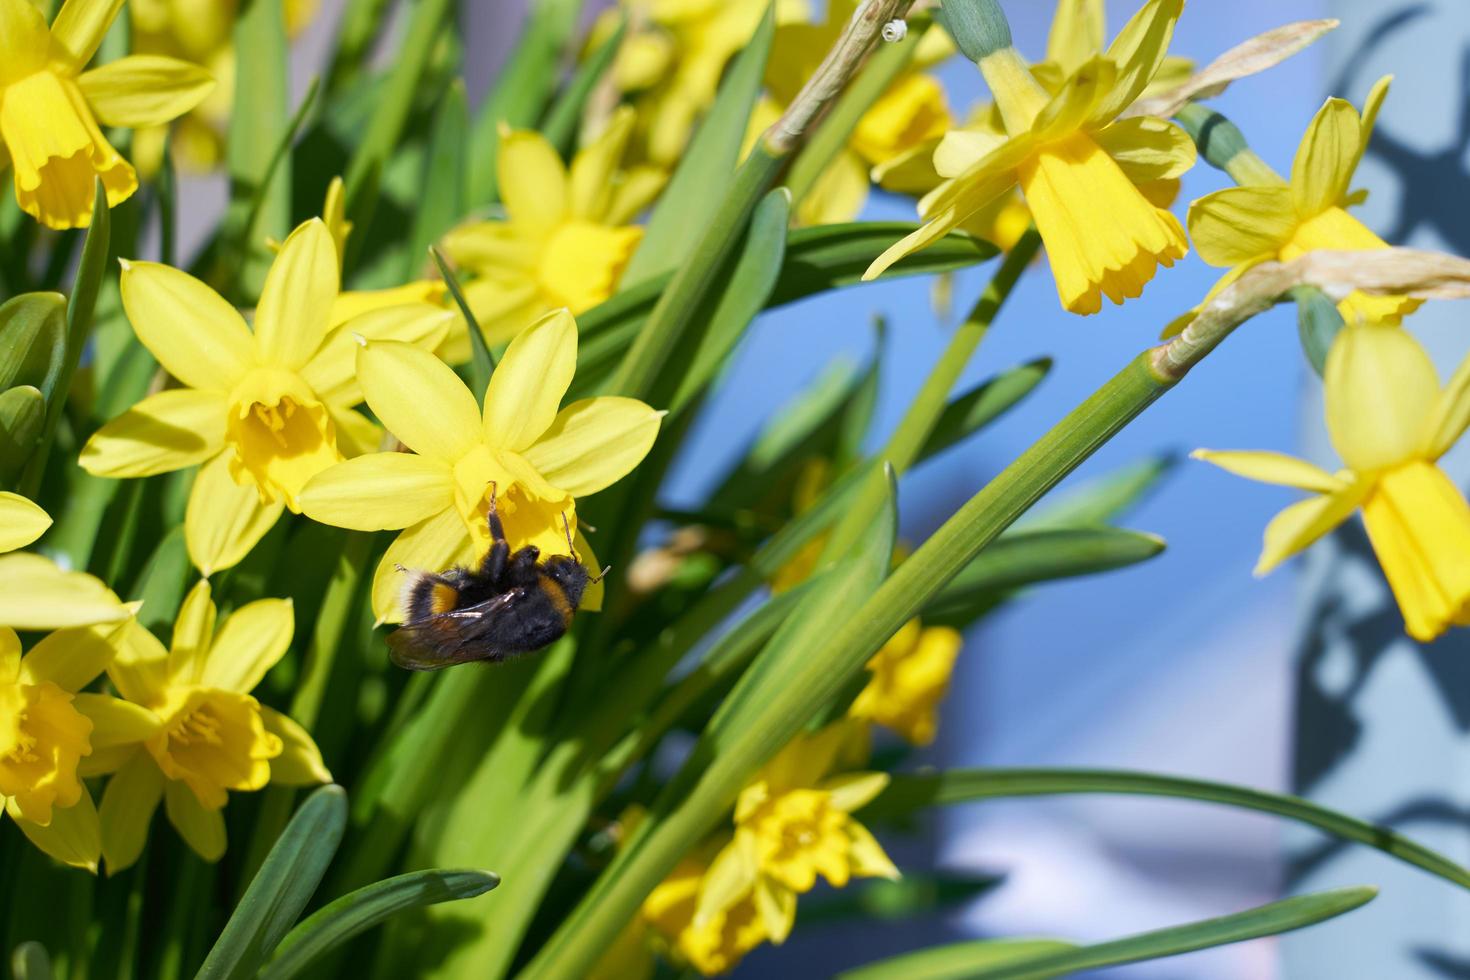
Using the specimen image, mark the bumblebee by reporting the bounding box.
[387,484,600,671]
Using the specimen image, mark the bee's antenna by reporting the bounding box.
[591,565,612,585]
[561,511,579,559]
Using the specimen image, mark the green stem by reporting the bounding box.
[820,229,1040,562]
[1173,103,1284,187]
[290,532,371,729]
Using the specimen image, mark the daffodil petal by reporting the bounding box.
[1047,0,1106,70]
[372,507,476,624]
[0,492,50,553]
[1191,449,1344,492]
[796,150,870,227]
[523,397,662,497]
[1354,75,1392,177]
[753,877,797,944]
[20,621,123,691]
[1092,0,1183,124]
[483,308,577,452]
[72,693,161,748]
[498,127,569,232]
[845,820,901,879]
[299,452,454,531]
[1036,56,1118,139]
[440,222,539,272]
[1291,97,1360,216]
[0,628,17,680]
[357,340,481,464]
[0,0,49,75]
[185,452,286,576]
[462,275,544,346]
[0,553,127,630]
[822,771,890,812]
[573,526,603,613]
[13,787,100,872]
[1325,323,1439,472]
[203,597,293,694]
[328,405,383,458]
[1094,116,1195,182]
[119,260,254,390]
[100,751,163,873]
[1256,483,1367,575]
[78,744,137,778]
[81,388,227,478]
[300,304,456,405]
[1187,185,1296,267]
[261,706,332,785]
[932,129,1005,181]
[106,621,169,708]
[570,105,635,220]
[167,579,215,683]
[696,834,758,926]
[253,219,339,370]
[604,165,669,226]
[77,55,215,128]
[164,779,226,860]
[1424,344,1470,460]
[49,0,124,70]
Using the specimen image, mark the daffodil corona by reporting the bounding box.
[80,219,454,575]
[865,0,1194,314]
[299,309,663,623]
[850,619,964,745]
[0,0,214,227]
[1197,322,1470,643]
[99,580,329,870]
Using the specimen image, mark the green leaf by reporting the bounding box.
[798,872,1005,926]
[622,6,774,283]
[925,527,1165,623]
[196,785,348,980]
[843,888,1376,980]
[1291,284,1344,378]
[467,0,584,206]
[225,0,291,295]
[1019,454,1176,529]
[0,293,66,400]
[261,869,499,980]
[918,357,1052,462]
[573,225,995,391]
[9,941,52,980]
[541,15,626,156]
[430,247,496,398]
[0,386,44,487]
[405,81,468,281]
[862,768,1470,894]
[670,187,792,412]
[342,0,455,243]
[130,525,192,632]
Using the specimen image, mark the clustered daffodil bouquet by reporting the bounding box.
[5,0,1470,976]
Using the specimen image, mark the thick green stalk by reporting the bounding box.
[820,229,1040,561]
[1173,102,1284,187]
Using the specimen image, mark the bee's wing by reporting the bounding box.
[386,591,521,671]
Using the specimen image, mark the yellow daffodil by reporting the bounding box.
[129,0,318,175]
[298,309,663,623]
[644,845,770,976]
[80,218,455,575]
[98,579,329,870]
[2,620,159,872]
[875,0,1190,252]
[849,619,963,745]
[0,491,50,553]
[1184,76,1414,331]
[695,724,898,946]
[865,0,1194,314]
[0,552,132,631]
[1196,322,1470,643]
[756,0,954,225]
[441,110,663,345]
[0,0,214,227]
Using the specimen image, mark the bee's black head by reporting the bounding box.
[543,554,590,610]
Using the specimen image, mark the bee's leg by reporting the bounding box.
[480,481,510,584]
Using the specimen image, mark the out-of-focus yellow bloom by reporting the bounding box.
[298,310,663,622]
[850,619,963,745]
[0,0,213,227]
[0,553,133,631]
[1183,76,1413,332]
[1,620,158,872]
[0,492,50,553]
[695,724,897,947]
[875,0,1189,253]
[80,219,454,575]
[130,0,318,175]
[757,0,954,225]
[98,580,329,870]
[1196,322,1470,643]
[442,110,663,345]
[644,845,769,976]
[865,0,1194,314]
